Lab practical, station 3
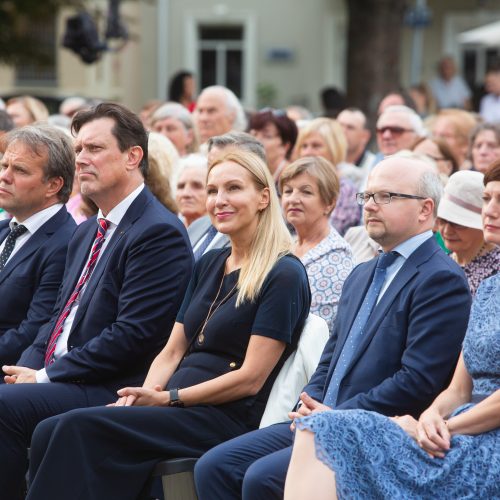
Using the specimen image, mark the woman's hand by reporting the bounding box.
[390,415,418,440]
[416,407,451,458]
[108,385,169,407]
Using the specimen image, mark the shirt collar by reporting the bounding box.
[10,203,63,235]
[391,230,434,260]
[97,183,144,227]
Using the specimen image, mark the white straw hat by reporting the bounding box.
[437,170,484,230]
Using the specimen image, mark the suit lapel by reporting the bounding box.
[0,207,66,285]
[323,259,377,387]
[60,220,97,304]
[69,188,151,332]
[342,237,439,378]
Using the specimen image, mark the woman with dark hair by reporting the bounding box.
[168,70,196,112]
[249,109,298,184]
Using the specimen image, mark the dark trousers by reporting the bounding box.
[194,422,294,500]
[27,405,249,500]
[0,382,115,500]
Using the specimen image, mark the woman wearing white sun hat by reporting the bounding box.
[437,169,500,295]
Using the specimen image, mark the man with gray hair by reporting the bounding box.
[0,124,76,365]
[188,132,266,260]
[376,105,426,157]
[195,86,247,145]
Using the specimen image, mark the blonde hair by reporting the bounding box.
[6,96,49,123]
[434,109,477,147]
[280,156,340,214]
[209,149,292,306]
[146,132,179,213]
[293,117,347,165]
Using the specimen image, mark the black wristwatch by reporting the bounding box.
[168,388,184,407]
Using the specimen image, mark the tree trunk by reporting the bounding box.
[345,0,408,124]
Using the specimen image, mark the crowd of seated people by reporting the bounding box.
[0,67,498,498]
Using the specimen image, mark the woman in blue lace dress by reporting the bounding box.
[284,161,500,500]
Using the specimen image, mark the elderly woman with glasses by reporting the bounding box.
[436,170,499,295]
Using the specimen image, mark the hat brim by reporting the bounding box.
[437,198,483,230]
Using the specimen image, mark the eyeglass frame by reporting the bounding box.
[375,126,414,137]
[356,191,427,206]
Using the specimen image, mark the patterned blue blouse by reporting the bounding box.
[300,228,354,335]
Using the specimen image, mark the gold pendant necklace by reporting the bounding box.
[197,261,237,345]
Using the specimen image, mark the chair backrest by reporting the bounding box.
[259,313,329,428]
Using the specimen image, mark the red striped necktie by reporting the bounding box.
[44,218,110,366]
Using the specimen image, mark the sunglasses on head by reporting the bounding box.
[376,126,413,136]
[259,107,286,118]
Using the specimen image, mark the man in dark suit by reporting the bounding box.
[194,155,472,499]
[0,124,76,365]
[0,103,193,499]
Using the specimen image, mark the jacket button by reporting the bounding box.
[229,362,236,368]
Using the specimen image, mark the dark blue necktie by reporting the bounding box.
[0,224,28,271]
[323,251,399,407]
[193,225,218,261]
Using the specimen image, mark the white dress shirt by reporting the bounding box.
[36,184,144,383]
[378,230,434,302]
[0,204,63,264]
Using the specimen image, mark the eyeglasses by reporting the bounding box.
[376,126,414,137]
[356,191,427,205]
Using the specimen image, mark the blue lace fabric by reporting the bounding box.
[296,274,500,499]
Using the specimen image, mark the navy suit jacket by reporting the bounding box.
[0,206,76,365]
[19,187,193,390]
[303,236,472,418]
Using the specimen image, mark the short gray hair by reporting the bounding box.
[5,124,75,203]
[151,102,199,153]
[207,132,266,162]
[151,102,195,131]
[392,150,443,217]
[381,105,427,138]
[416,170,443,217]
[200,86,247,131]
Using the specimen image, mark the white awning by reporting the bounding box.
[458,20,500,46]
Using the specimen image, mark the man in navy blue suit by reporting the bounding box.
[0,103,193,499]
[0,124,76,365]
[195,155,472,499]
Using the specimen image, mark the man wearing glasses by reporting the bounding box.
[195,154,471,500]
[376,105,426,157]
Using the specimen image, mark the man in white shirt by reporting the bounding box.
[0,124,76,365]
[480,65,500,124]
[430,56,472,110]
[0,103,193,500]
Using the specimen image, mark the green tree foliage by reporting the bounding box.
[0,0,83,65]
